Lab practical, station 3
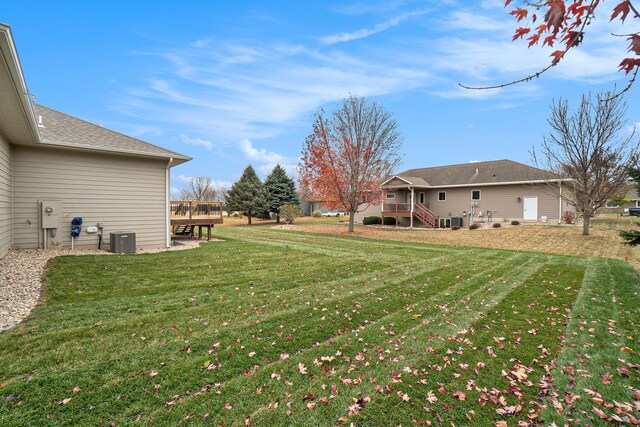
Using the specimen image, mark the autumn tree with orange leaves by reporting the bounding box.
[300,96,403,232]
[462,0,640,93]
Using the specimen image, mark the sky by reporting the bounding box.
[2,0,639,195]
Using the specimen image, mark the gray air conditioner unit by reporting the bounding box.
[110,232,136,254]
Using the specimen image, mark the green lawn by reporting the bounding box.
[1,228,638,426]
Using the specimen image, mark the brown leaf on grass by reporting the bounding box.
[72,387,81,394]
[592,407,607,419]
[453,390,466,401]
[59,397,72,405]
[149,370,158,378]
[298,363,308,375]
[224,402,233,410]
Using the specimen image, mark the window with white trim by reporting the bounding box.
[471,190,481,201]
[605,200,619,208]
[636,201,640,208]
[385,193,395,200]
[438,191,446,201]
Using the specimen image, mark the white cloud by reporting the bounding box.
[179,133,214,150]
[116,40,431,143]
[237,139,300,177]
[319,9,430,44]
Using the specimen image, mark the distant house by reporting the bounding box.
[597,184,640,215]
[0,23,191,257]
[355,160,574,227]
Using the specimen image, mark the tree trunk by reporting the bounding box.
[582,215,589,236]
[348,210,356,232]
[247,211,252,225]
[276,214,280,224]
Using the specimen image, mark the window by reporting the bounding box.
[605,201,619,208]
[471,190,481,201]
[636,201,640,208]
[385,193,395,200]
[439,218,451,228]
[438,191,446,201]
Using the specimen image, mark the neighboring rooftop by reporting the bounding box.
[385,159,563,188]
[34,104,191,164]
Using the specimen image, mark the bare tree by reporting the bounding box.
[180,176,218,201]
[300,95,403,232]
[535,92,638,236]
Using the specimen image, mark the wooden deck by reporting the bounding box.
[170,200,223,240]
[382,202,438,227]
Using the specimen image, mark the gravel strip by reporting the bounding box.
[0,239,211,332]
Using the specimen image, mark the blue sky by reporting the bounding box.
[3,1,639,194]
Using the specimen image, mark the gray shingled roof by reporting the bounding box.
[386,160,562,188]
[34,104,191,163]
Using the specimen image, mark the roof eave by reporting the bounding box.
[0,23,40,145]
[380,178,573,190]
[38,139,192,166]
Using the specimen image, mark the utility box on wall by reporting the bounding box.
[39,200,63,248]
[110,231,136,254]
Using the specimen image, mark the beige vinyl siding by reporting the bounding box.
[12,145,167,249]
[424,184,564,222]
[0,134,11,257]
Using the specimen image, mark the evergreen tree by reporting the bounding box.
[264,164,300,223]
[226,165,269,225]
[620,167,640,245]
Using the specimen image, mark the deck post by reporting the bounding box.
[410,188,414,228]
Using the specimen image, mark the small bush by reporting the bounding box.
[493,222,502,228]
[503,218,510,222]
[451,226,460,230]
[511,220,520,226]
[312,210,322,218]
[469,222,481,230]
[563,210,575,224]
[363,216,382,225]
[383,217,397,226]
[280,203,303,224]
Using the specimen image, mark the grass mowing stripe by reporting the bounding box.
[241,255,545,426]
[540,258,640,425]
[139,254,537,424]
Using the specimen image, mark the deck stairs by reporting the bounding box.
[413,203,438,227]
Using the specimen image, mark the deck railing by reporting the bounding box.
[170,200,224,220]
[382,202,429,212]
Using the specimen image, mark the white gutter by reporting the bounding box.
[165,158,173,248]
[382,178,575,190]
[558,181,563,224]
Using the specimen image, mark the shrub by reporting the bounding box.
[363,216,382,225]
[280,203,303,224]
[511,220,520,226]
[469,222,481,230]
[312,210,322,218]
[383,217,397,226]
[563,210,575,224]
[493,222,502,228]
[451,226,460,230]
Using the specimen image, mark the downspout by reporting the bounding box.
[165,158,173,248]
[558,181,562,224]
[409,187,414,228]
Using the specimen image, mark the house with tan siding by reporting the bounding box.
[355,160,574,228]
[0,23,190,257]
